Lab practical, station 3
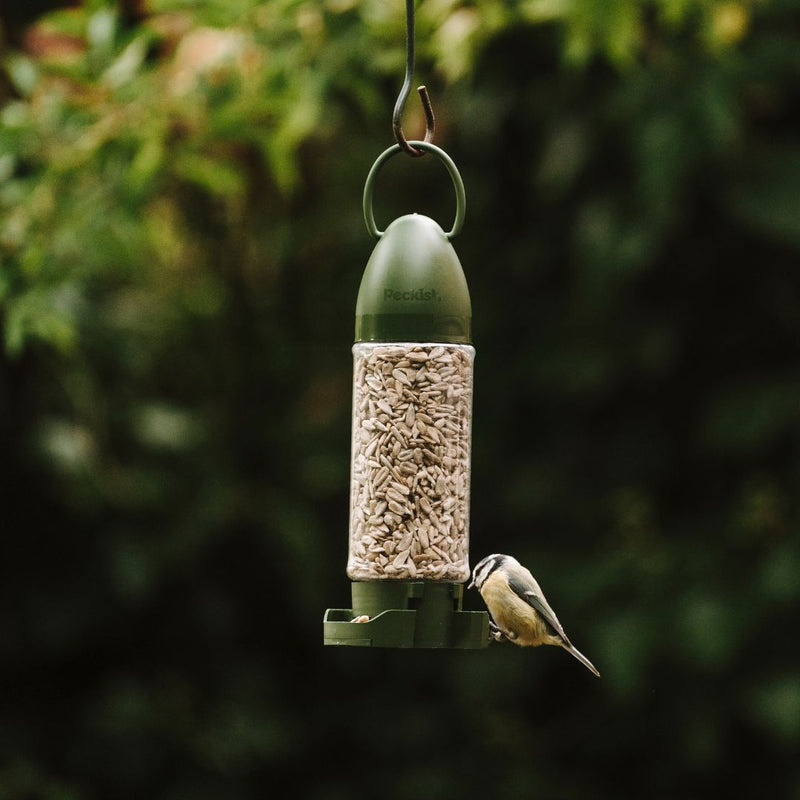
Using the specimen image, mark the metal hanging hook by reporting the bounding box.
[392,0,435,157]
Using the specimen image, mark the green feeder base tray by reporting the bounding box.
[323,581,489,649]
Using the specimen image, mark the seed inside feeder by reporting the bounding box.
[347,342,474,582]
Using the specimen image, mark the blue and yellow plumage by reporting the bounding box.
[469,553,600,676]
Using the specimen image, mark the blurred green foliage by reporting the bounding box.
[1,0,799,798]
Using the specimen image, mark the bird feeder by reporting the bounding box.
[323,141,489,648]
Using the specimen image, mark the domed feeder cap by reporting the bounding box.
[355,213,471,343]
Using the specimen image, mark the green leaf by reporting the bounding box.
[173,151,245,197]
[4,54,40,97]
[4,285,81,355]
[87,7,119,66]
[102,35,150,88]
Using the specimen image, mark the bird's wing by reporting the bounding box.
[506,574,569,642]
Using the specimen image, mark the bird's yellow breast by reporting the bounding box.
[479,572,550,646]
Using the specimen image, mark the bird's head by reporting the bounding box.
[468,553,509,590]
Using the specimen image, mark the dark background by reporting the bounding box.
[1,1,799,798]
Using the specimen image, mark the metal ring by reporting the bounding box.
[363,141,466,240]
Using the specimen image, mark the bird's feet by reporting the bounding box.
[488,621,507,643]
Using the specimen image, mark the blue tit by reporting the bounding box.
[469,553,600,677]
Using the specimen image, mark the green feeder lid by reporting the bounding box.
[356,141,471,344]
[355,214,471,343]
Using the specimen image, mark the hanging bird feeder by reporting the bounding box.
[322,0,489,649]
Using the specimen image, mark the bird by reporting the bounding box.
[468,553,600,677]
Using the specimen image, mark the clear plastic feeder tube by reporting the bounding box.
[348,341,474,582]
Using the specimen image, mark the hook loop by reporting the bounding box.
[392,0,435,156]
[363,141,466,240]
[393,86,435,157]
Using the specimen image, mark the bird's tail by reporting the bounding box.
[562,642,601,677]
